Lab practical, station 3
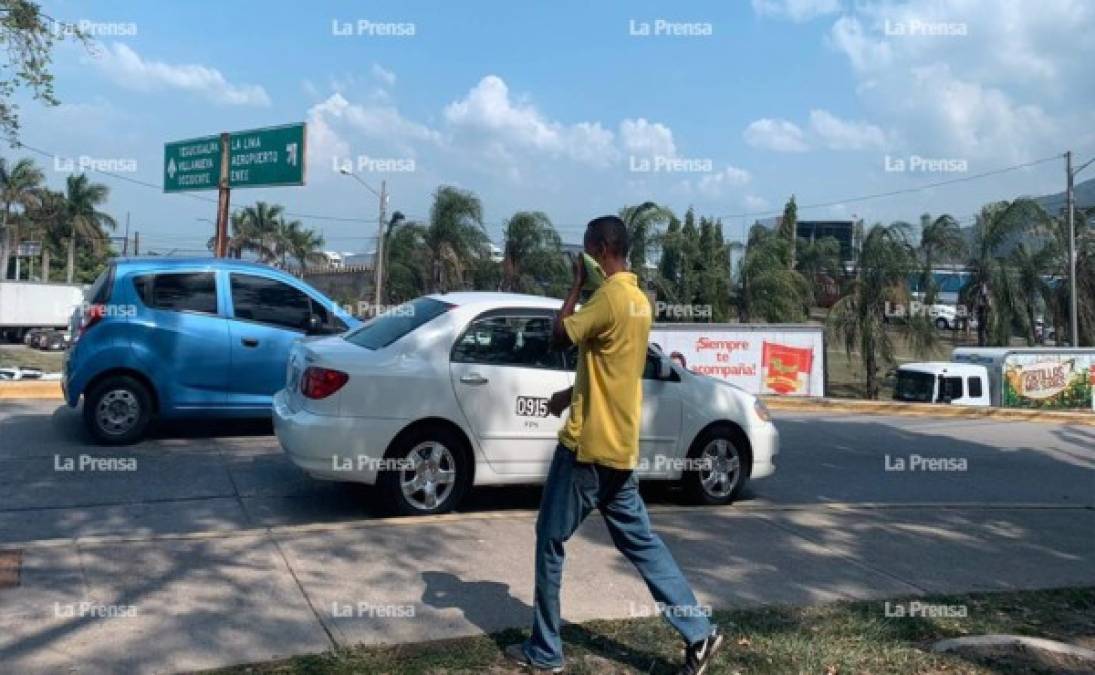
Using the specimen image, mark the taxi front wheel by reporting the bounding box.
[681,426,749,505]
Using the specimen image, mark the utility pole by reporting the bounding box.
[133,231,140,256]
[214,132,231,257]
[375,180,388,311]
[1066,151,1078,347]
[122,212,130,255]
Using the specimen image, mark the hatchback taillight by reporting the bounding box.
[300,366,349,399]
[78,304,106,339]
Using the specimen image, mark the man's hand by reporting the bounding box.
[547,387,573,417]
[571,252,587,290]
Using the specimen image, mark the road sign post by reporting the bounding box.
[164,123,306,257]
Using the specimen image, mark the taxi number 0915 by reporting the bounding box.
[515,396,549,418]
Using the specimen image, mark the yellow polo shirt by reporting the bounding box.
[558,272,651,469]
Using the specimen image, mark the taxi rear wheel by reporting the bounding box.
[681,426,750,505]
[83,375,153,445]
[378,425,472,516]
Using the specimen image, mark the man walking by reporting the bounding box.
[506,216,724,674]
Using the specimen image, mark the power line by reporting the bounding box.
[715,154,1063,222]
[15,141,379,225]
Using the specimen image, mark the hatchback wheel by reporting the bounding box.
[935,317,949,330]
[83,375,153,445]
[379,426,471,516]
[681,427,750,505]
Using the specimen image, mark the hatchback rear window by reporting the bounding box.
[133,272,218,314]
[85,265,115,304]
[343,297,452,350]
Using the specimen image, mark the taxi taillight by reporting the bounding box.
[300,366,349,399]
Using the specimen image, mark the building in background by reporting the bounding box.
[754,217,858,263]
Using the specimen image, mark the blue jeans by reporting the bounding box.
[523,444,712,668]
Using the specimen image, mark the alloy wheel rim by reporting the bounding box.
[400,441,456,511]
[698,438,740,498]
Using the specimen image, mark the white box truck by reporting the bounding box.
[896,347,1095,411]
[0,281,85,342]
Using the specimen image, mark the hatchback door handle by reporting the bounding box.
[241,337,259,348]
[459,373,488,385]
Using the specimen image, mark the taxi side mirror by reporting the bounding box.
[657,355,673,380]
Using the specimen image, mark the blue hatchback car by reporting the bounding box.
[63,258,360,444]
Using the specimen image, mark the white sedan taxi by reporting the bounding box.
[273,292,778,515]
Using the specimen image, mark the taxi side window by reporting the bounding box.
[452,315,565,370]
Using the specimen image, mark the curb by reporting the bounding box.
[763,396,1095,425]
[0,381,63,400]
[932,634,1095,661]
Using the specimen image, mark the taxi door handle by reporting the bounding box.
[241,337,259,348]
[459,373,488,385]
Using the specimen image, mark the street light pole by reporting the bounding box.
[1066,151,1094,347]
[339,168,389,315]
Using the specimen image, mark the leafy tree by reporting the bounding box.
[795,236,841,282]
[827,223,933,399]
[25,186,64,280]
[424,185,487,292]
[735,224,811,322]
[618,201,672,284]
[0,1,88,144]
[777,195,797,269]
[62,173,115,283]
[0,155,42,278]
[917,213,964,304]
[500,211,568,297]
[960,199,1051,346]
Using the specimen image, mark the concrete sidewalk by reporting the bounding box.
[1,504,1091,674]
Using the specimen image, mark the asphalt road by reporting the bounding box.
[1,400,1092,673]
[0,400,1090,544]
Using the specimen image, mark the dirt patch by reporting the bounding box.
[952,644,1095,675]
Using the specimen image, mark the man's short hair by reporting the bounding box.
[585,215,629,258]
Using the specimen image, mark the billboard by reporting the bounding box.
[649,324,825,397]
[1002,353,1095,410]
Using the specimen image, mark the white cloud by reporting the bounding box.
[88,43,270,106]
[371,63,396,87]
[752,0,842,22]
[443,75,617,167]
[809,109,886,150]
[697,165,751,194]
[743,194,770,211]
[743,118,809,152]
[619,118,677,159]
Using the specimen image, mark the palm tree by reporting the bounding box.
[618,201,673,284]
[961,199,1051,346]
[384,220,431,302]
[735,225,811,323]
[795,236,841,282]
[236,202,284,263]
[0,157,45,279]
[26,189,67,281]
[62,174,116,283]
[827,223,934,399]
[285,220,326,271]
[917,213,965,304]
[424,186,487,292]
[1010,242,1056,344]
[500,211,567,295]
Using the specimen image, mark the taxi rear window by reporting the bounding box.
[343,297,452,350]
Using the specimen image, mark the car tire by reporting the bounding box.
[934,317,949,330]
[83,375,153,445]
[680,425,750,506]
[378,425,472,516]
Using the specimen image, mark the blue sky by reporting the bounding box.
[18,0,1095,255]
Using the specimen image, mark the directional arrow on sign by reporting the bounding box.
[167,158,177,179]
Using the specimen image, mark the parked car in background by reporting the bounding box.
[273,292,778,516]
[63,258,360,444]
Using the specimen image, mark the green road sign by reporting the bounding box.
[164,135,221,192]
[164,123,306,192]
